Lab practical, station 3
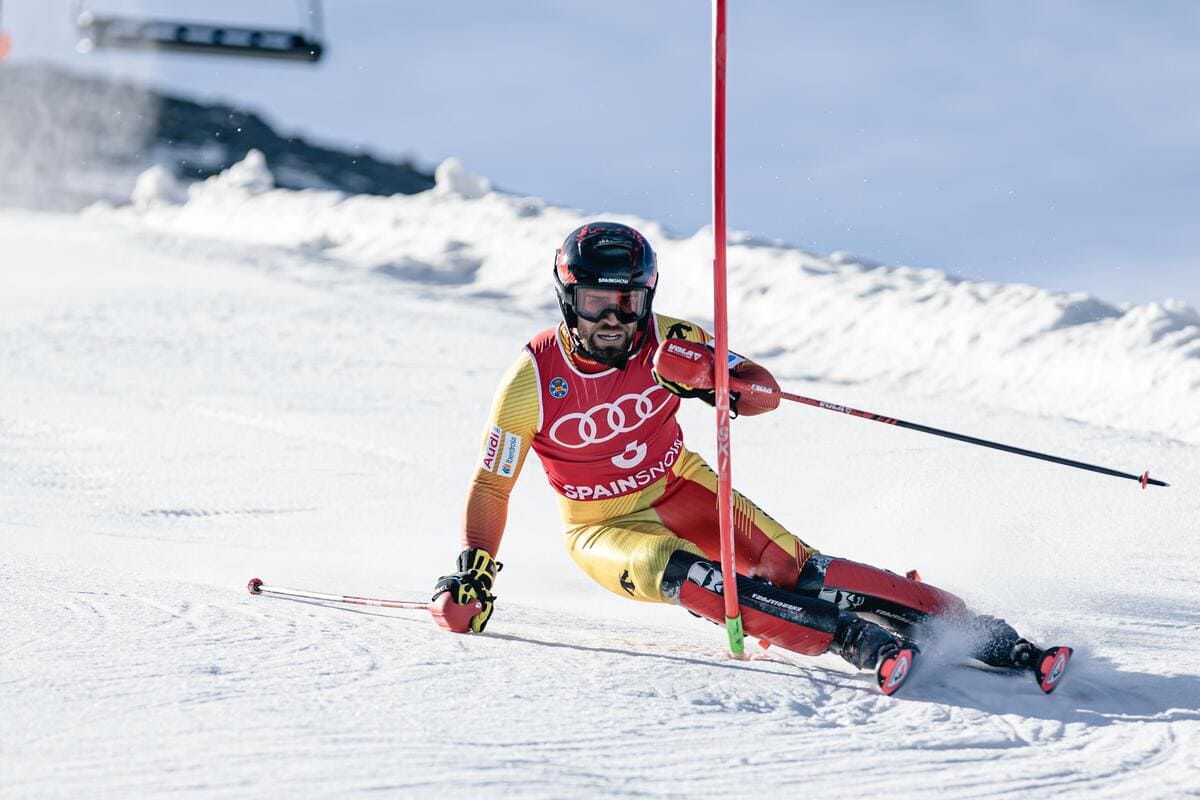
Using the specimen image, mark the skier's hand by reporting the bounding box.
[728,361,780,416]
[653,339,727,411]
[656,378,740,416]
[654,339,783,416]
[431,547,501,633]
[656,375,716,401]
[653,339,716,391]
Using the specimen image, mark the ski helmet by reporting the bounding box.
[553,222,658,334]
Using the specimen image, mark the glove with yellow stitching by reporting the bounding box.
[431,547,501,633]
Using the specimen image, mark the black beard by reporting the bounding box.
[573,329,631,368]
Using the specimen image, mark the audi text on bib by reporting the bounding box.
[527,323,684,501]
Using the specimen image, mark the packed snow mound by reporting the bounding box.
[195,148,275,196]
[131,165,186,209]
[96,156,1200,443]
[433,158,491,199]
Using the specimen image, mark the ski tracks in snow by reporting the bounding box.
[3,544,1198,797]
[2,556,411,797]
[4,210,1200,796]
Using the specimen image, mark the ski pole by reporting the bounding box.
[247,577,430,609]
[246,578,482,630]
[653,340,1169,488]
[736,378,1167,488]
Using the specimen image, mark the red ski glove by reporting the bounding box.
[653,340,716,390]
[729,360,780,416]
[652,339,780,417]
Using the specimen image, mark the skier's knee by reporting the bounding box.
[609,539,704,603]
[660,549,714,603]
[564,526,703,603]
[637,542,704,602]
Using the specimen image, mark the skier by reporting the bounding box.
[433,221,1069,695]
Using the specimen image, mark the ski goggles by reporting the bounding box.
[571,286,651,324]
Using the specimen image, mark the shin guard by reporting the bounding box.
[796,555,968,627]
[662,551,842,656]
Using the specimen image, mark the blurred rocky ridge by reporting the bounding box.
[0,62,434,210]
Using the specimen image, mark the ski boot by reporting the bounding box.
[971,615,1072,694]
[834,615,917,696]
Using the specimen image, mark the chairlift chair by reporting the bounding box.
[74,0,325,63]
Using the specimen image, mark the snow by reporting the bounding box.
[191,148,275,196]
[433,157,492,200]
[130,165,186,210]
[92,154,1200,445]
[2,159,1199,797]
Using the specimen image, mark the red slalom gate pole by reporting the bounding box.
[246,577,483,632]
[711,0,745,656]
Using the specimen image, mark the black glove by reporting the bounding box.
[432,547,501,633]
[655,375,740,417]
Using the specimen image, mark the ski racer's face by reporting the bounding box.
[575,311,637,363]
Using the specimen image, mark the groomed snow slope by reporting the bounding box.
[107,152,1200,446]
[2,159,1198,797]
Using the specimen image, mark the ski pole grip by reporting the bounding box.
[653,339,716,389]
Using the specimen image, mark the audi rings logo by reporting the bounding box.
[548,385,672,449]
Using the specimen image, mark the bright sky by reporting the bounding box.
[5,0,1199,307]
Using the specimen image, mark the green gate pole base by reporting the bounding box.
[725,613,745,657]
